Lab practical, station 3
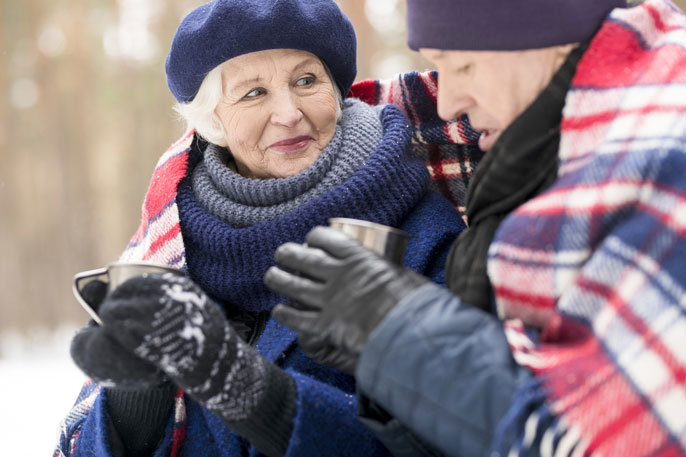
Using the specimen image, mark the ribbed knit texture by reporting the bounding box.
[191,98,383,227]
[105,383,176,457]
[224,361,297,457]
[405,0,625,51]
[178,103,429,313]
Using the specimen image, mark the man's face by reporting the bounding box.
[420,46,570,151]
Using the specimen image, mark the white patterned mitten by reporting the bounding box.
[100,273,296,457]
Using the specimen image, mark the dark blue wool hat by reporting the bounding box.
[406,0,627,51]
[166,0,357,103]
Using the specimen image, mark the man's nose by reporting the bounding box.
[436,80,472,122]
[270,92,304,127]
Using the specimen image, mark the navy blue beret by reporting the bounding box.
[166,0,357,103]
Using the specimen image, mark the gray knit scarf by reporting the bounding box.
[191,99,383,227]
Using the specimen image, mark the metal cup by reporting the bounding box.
[328,218,409,265]
[72,261,183,325]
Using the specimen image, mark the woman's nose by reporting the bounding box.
[270,93,304,127]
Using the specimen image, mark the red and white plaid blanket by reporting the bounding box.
[491,1,686,455]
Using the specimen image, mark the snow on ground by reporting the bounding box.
[0,324,86,457]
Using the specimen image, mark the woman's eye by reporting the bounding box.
[244,88,265,99]
[296,75,315,87]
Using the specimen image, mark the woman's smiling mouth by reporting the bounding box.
[269,136,314,154]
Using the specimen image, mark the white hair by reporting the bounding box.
[174,59,343,146]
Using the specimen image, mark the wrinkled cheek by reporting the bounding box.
[238,142,266,166]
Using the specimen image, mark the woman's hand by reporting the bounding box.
[95,273,270,423]
[73,274,296,456]
[70,280,167,389]
[265,226,428,375]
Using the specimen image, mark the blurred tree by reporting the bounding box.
[1,0,195,329]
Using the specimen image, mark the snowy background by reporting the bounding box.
[0,325,86,457]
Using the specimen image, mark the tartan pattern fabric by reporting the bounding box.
[492,1,686,455]
[55,73,480,455]
[349,71,483,219]
[118,129,193,268]
[53,381,100,457]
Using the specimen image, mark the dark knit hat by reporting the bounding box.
[406,0,626,51]
[166,0,357,103]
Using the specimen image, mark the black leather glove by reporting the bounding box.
[70,280,167,388]
[265,226,428,375]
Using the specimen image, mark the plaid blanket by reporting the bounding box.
[54,73,481,455]
[492,1,686,455]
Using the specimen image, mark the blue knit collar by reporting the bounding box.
[191,99,383,227]
[176,103,429,313]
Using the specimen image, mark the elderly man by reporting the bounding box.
[266,0,686,456]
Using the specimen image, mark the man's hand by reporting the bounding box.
[265,226,428,375]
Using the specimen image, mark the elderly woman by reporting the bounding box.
[266,0,686,456]
[55,0,466,456]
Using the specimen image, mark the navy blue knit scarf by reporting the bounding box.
[191,99,383,228]
[176,103,429,313]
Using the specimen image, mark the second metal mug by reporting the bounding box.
[328,218,409,265]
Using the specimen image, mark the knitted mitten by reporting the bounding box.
[70,280,167,388]
[100,273,296,457]
[70,280,175,457]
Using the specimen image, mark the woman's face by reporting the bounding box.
[215,49,338,179]
[420,46,573,151]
